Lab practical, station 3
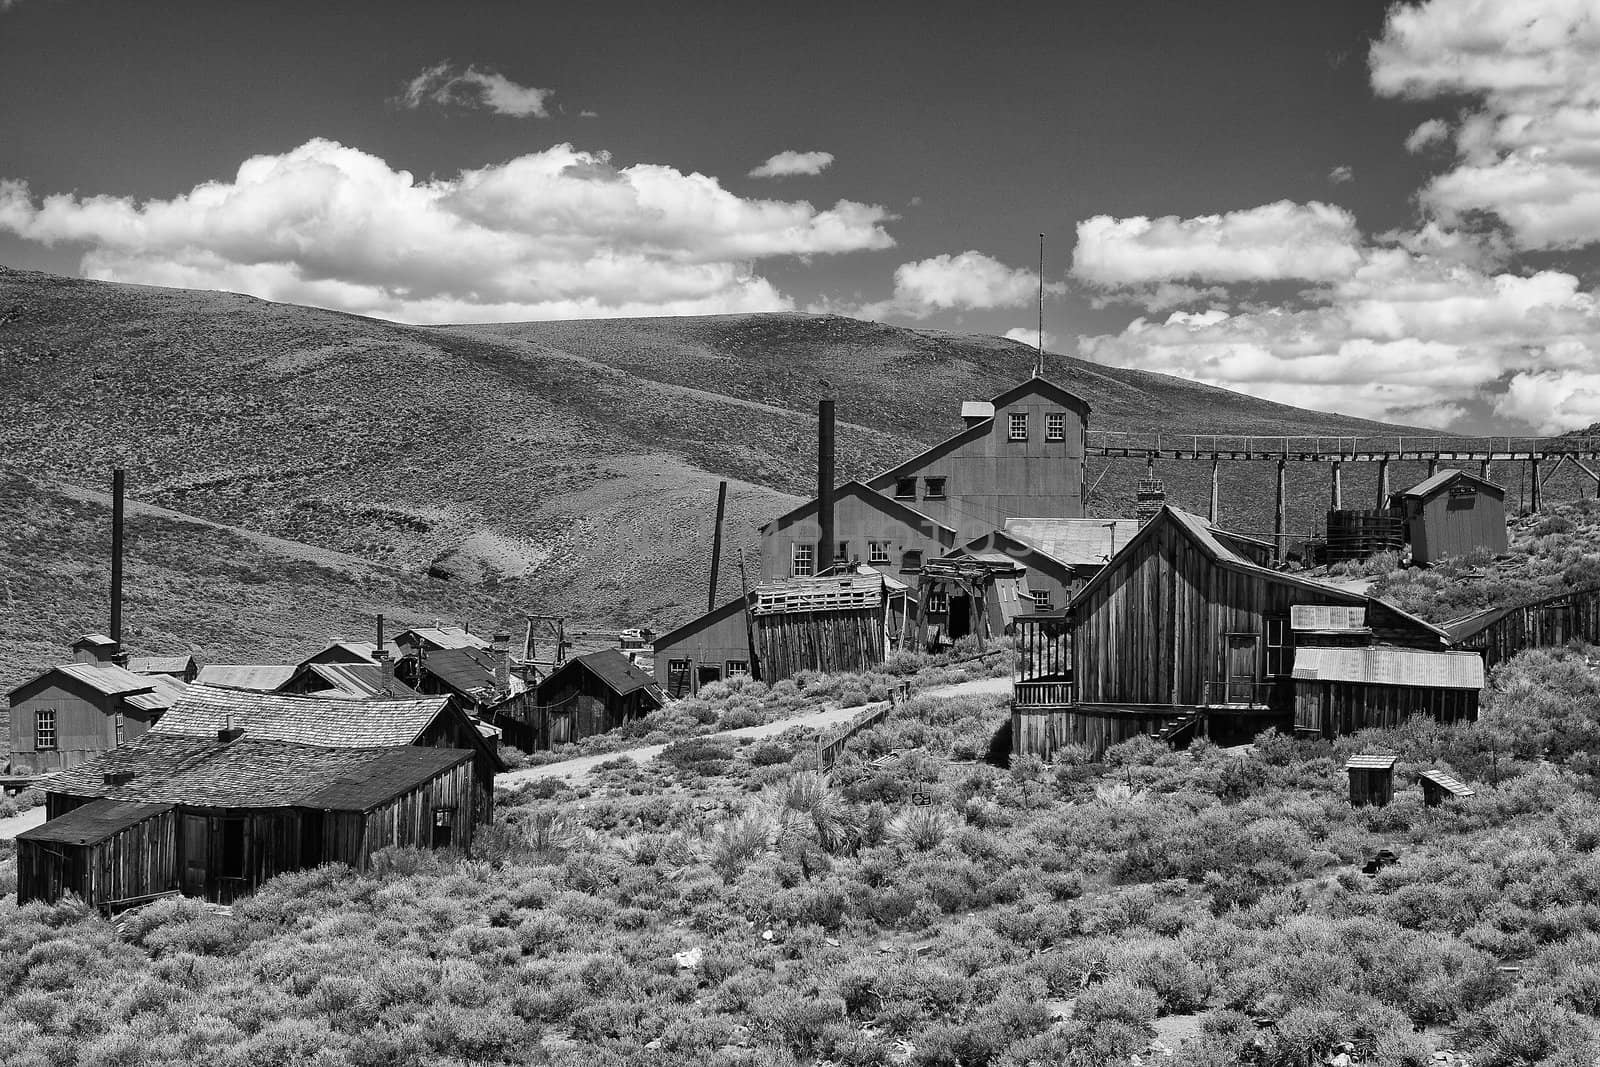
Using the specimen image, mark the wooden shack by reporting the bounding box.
[1443,586,1600,668]
[1291,647,1483,738]
[1393,469,1507,565]
[19,736,476,906]
[535,650,665,743]
[1419,768,1475,807]
[911,554,1029,648]
[652,595,758,698]
[749,571,898,682]
[1347,754,1398,807]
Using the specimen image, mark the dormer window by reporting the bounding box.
[1046,412,1065,441]
[923,477,946,499]
[894,477,917,499]
[1009,413,1028,441]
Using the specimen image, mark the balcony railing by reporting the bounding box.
[1201,680,1275,708]
[1014,679,1074,708]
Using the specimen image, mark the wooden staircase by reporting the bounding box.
[1153,712,1200,746]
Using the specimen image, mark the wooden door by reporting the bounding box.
[180,814,208,897]
[1225,634,1259,703]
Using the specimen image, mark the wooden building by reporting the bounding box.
[534,650,665,745]
[1291,646,1483,738]
[279,661,423,701]
[127,656,199,683]
[394,644,520,712]
[392,625,491,655]
[1347,754,1398,807]
[1000,517,1143,609]
[749,572,902,682]
[1012,506,1451,760]
[17,736,476,907]
[653,595,754,698]
[910,554,1029,647]
[7,637,188,775]
[1392,469,1507,565]
[760,480,958,584]
[1443,585,1600,668]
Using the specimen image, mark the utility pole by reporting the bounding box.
[708,480,727,611]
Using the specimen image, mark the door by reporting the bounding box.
[696,665,722,692]
[948,596,973,639]
[1225,634,1260,704]
[180,814,208,897]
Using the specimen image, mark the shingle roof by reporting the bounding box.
[1292,646,1485,689]
[1347,754,1397,770]
[195,664,299,691]
[17,798,174,846]
[1419,768,1475,797]
[153,684,452,748]
[543,649,665,701]
[47,733,470,811]
[123,674,189,714]
[1003,517,1142,567]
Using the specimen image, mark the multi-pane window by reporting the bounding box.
[1265,616,1294,676]
[868,540,891,565]
[837,541,850,565]
[726,660,750,676]
[667,660,691,698]
[792,543,815,577]
[114,713,125,746]
[927,589,949,614]
[923,476,946,499]
[1045,412,1066,441]
[1009,412,1028,441]
[901,550,923,572]
[894,477,917,499]
[1031,592,1053,613]
[35,708,56,751]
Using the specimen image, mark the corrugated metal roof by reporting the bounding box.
[196,664,299,691]
[1291,605,1368,631]
[153,684,452,748]
[417,647,500,698]
[47,734,470,812]
[123,674,189,713]
[1004,517,1142,567]
[1399,468,1503,499]
[305,663,422,700]
[1347,754,1397,770]
[18,799,174,846]
[395,627,491,651]
[1292,646,1484,689]
[1419,768,1474,797]
[50,663,155,697]
[128,656,194,675]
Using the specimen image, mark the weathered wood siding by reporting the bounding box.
[1454,587,1600,668]
[1348,767,1394,807]
[1293,681,1478,738]
[1013,706,1181,762]
[752,606,885,682]
[1408,482,1507,564]
[16,807,176,907]
[1071,519,1367,708]
[346,757,476,866]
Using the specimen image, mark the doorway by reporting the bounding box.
[1225,634,1260,704]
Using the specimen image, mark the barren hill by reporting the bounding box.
[0,266,1543,677]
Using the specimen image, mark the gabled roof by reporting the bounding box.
[652,594,752,651]
[128,655,196,676]
[45,733,471,812]
[122,674,189,714]
[1398,468,1504,499]
[1003,517,1142,568]
[294,662,422,700]
[760,480,957,541]
[415,646,506,700]
[542,649,664,702]
[196,664,299,691]
[393,626,491,652]
[8,662,155,702]
[153,684,454,748]
[73,634,117,649]
[1292,646,1484,689]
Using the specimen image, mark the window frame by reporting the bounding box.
[792,542,815,577]
[725,659,750,677]
[923,476,947,500]
[667,659,692,699]
[837,540,850,565]
[219,818,247,880]
[893,477,917,499]
[927,588,949,614]
[1031,591,1053,613]
[1265,615,1294,677]
[34,707,56,751]
[868,540,891,565]
[901,549,924,573]
[1009,412,1028,441]
[1045,412,1066,442]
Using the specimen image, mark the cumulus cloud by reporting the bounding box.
[1004,327,1056,349]
[1371,0,1600,248]
[0,138,895,323]
[1071,201,1365,300]
[749,151,835,179]
[399,62,554,118]
[852,251,1062,321]
[1496,370,1600,434]
[1328,165,1355,184]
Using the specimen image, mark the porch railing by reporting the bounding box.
[1014,679,1074,708]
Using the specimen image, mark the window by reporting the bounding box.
[34,708,56,751]
[726,660,750,676]
[868,540,890,565]
[901,549,923,573]
[667,659,691,698]
[894,477,917,499]
[837,540,850,565]
[432,808,456,849]
[114,713,124,746]
[1266,615,1294,676]
[1031,592,1053,613]
[792,543,815,577]
[1009,412,1028,441]
[927,589,949,614]
[923,476,946,499]
[1046,412,1066,441]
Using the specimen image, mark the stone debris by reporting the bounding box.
[672,946,703,969]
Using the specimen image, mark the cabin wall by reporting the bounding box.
[652,604,753,697]
[8,683,117,775]
[415,715,495,823]
[1293,680,1479,738]
[348,759,476,866]
[16,808,177,907]
[751,606,886,682]
[176,808,304,904]
[1413,486,1507,564]
[1454,588,1600,668]
[1013,707,1179,762]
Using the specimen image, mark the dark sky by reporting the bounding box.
[3,0,1597,434]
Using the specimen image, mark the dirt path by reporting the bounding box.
[497,673,1011,787]
[0,807,46,841]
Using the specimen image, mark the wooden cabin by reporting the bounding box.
[1392,469,1507,565]
[7,637,189,775]
[1291,646,1483,738]
[748,572,900,682]
[18,737,476,907]
[1013,506,1451,760]
[535,650,665,746]
[278,661,422,701]
[1443,585,1600,668]
[653,596,755,698]
[1347,754,1398,807]
[394,645,518,712]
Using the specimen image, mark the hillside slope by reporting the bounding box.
[1,266,1568,656]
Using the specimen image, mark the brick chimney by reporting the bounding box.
[492,632,512,696]
[1136,459,1166,528]
[375,649,394,697]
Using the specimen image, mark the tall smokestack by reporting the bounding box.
[374,649,394,697]
[110,468,125,647]
[818,394,835,574]
[376,613,385,653]
[492,632,512,697]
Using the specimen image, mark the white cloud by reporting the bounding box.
[1371,0,1600,248]
[1496,370,1600,434]
[1071,200,1365,297]
[749,151,835,179]
[0,138,895,323]
[1003,327,1056,349]
[852,250,1061,320]
[1405,118,1452,152]
[1328,164,1355,184]
[399,62,554,118]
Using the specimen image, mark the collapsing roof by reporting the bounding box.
[1292,647,1485,690]
[294,662,422,700]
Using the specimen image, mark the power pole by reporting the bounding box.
[708,480,727,611]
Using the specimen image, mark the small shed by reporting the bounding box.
[1393,469,1507,565]
[15,799,176,908]
[536,650,665,743]
[1419,768,1475,807]
[128,656,199,683]
[652,595,755,698]
[1292,646,1483,738]
[1347,754,1398,807]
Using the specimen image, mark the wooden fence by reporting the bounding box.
[1452,586,1600,668]
[753,607,886,682]
[815,684,910,770]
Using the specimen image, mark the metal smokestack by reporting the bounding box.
[110,468,125,647]
[818,394,835,573]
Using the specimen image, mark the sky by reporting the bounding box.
[3,0,1600,434]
